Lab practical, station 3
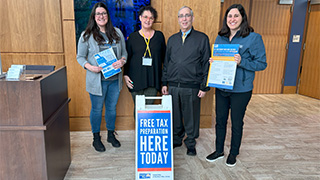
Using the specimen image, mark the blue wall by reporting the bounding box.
[284,0,308,86]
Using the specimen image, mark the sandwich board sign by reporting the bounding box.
[135,95,173,180]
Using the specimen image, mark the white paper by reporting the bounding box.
[207,44,240,90]
[207,60,237,90]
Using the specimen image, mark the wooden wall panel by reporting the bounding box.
[1,54,65,71]
[253,35,287,93]
[251,1,291,36]
[283,86,296,94]
[298,5,320,99]
[61,0,75,19]
[0,0,63,52]
[0,0,11,50]
[162,0,220,45]
[152,23,162,31]
[151,0,162,23]
[250,0,291,93]
[63,20,85,117]
[67,0,220,131]
[60,0,90,118]
[222,0,250,11]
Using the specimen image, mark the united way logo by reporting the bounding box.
[139,173,151,179]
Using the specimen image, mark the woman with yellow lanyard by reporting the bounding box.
[124,6,166,113]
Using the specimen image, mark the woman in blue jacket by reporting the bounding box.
[206,4,267,166]
[77,2,127,152]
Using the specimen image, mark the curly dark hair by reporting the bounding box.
[138,6,158,21]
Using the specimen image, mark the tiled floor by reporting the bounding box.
[64,94,320,180]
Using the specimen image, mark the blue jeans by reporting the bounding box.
[89,79,120,133]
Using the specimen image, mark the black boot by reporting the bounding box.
[107,130,121,148]
[93,132,105,152]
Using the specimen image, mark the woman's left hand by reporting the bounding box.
[112,57,126,69]
[234,54,241,65]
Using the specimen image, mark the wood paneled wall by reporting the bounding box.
[161,0,220,46]
[67,0,221,131]
[221,0,292,93]
[251,0,291,94]
[298,4,320,99]
[0,0,65,70]
[3,0,312,131]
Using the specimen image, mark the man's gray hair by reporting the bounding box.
[178,6,193,16]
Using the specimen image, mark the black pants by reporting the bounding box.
[169,86,201,148]
[215,88,252,156]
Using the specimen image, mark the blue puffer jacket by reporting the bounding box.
[215,31,267,92]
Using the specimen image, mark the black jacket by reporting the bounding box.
[162,28,210,91]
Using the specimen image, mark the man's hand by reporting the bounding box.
[162,86,168,95]
[197,90,206,98]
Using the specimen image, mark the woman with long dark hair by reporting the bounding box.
[206,4,267,166]
[77,2,127,152]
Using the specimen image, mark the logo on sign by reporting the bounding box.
[139,173,151,179]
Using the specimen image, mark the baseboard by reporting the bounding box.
[283,86,297,94]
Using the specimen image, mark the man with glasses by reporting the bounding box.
[162,6,210,156]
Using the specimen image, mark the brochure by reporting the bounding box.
[206,44,240,90]
[94,48,121,79]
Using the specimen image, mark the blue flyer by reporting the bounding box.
[207,44,240,90]
[94,48,121,79]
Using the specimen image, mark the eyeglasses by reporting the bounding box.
[142,16,154,21]
[178,14,192,18]
[95,12,108,17]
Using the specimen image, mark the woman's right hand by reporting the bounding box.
[209,57,214,63]
[84,63,102,73]
[124,75,134,89]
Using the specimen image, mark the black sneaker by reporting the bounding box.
[206,151,224,162]
[226,154,237,167]
[187,147,197,156]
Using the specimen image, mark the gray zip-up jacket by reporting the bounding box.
[77,28,128,96]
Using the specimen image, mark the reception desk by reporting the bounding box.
[0,66,71,180]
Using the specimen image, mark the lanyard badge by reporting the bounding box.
[142,32,152,66]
